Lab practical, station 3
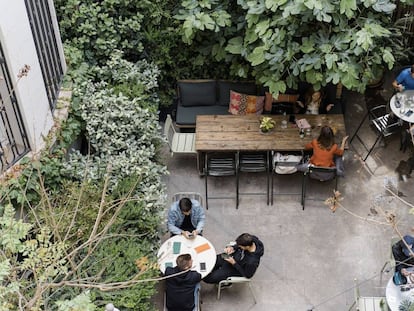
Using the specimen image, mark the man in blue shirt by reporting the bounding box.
[392,65,414,92]
[167,197,205,238]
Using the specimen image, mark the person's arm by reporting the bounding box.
[393,79,404,92]
[192,201,205,235]
[340,135,349,151]
[226,256,259,278]
[167,203,183,235]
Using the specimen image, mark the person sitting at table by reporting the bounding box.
[296,126,349,177]
[295,86,334,115]
[392,235,414,273]
[167,197,205,238]
[203,233,264,284]
[392,65,414,92]
[165,254,202,311]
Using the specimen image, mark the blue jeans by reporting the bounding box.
[193,283,200,311]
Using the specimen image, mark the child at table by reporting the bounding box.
[296,126,348,177]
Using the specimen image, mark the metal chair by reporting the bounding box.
[164,114,197,156]
[217,276,256,304]
[301,165,338,210]
[350,105,403,161]
[204,152,238,209]
[270,151,303,205]
[172,192,203,207]
[347,279,389,311]
[237,151,270,207]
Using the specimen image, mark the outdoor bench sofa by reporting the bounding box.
[174,79,344,129]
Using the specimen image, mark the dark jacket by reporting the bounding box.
[232,235,264,278]
[165,266,201,311]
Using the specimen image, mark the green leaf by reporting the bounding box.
[197,12,215,31]
[225,37,244,55]
[325,53,338,70]
[300,37,315,53]
[382,48,395,69]
[340,0,357,18]
[247,46,267,66]
[255,19,270,37]
[355,29,373,51]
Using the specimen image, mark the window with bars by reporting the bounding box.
[24,0,64,111]
[0,44,31,172]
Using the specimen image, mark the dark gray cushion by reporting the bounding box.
[217,81,258,106]
[178,80,217,107]
[176,105,229,127]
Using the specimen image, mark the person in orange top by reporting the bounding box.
[298,126,349,176]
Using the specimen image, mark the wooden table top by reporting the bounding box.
[195,114,346,152]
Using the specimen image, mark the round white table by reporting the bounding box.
[390,90,414,123]
[386,275,414,311]
[157,235,216,278]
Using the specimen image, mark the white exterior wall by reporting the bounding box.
[0,0,66,153]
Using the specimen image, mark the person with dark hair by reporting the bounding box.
[392,65,414,92]
[203,233,264,284]
[295,86,335,114]
[167,197,205,238]
[392,235,414,273]
[297,126,348,176]
[165,254,201,311]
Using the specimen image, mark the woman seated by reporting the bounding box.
[297,126,348,177]
[295,86,335,114]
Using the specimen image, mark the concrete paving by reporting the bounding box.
[156,77,414,311]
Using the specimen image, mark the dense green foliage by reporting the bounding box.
[174,0,414,93]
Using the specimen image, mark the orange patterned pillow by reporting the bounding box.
[229,90,265,115]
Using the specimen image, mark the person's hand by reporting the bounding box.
[224,256,236,265]
[402,268,409,276]
[342,135,349,143]
[191,230,198,237]
[224,246,235,255]
[326,104,334,112]
[182,231,191,239]
[397,84,404,92]
[296,101,304,108]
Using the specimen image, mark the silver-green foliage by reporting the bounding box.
[175,0,414,93]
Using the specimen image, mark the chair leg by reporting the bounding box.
[301,173,307,210]
[217,283,222,300]
[248,282,257,304]
[350,111,369,144]
[271,172,274,205]
[363,132,383,161]
[236,170,239,209]
[266,168,270,205]
[205,174,209,210]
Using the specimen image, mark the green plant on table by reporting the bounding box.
[260,117,276,132]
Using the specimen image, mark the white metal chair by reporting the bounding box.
[271,151,303,205]
[164,114,196,156]
[348,279,389,311]
[172,192,203,207]
[217,276,256,304]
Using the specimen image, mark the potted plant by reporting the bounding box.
[259,116,276,133]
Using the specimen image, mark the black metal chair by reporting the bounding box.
[270,151,303,205]
[237,151,270,207]
[350,105,403,161]
[301,165,338,210]
[204,152,238,209]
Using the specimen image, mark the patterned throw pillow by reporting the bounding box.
[229,90,265,115]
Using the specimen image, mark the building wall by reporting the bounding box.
[0,0,66,154]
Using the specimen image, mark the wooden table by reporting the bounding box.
[195,114,346,172]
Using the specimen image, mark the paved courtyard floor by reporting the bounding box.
[155,77,414,311]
